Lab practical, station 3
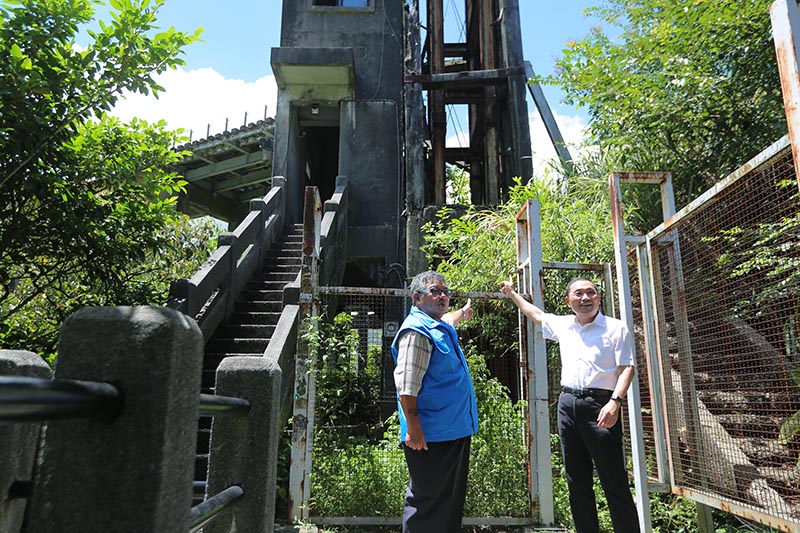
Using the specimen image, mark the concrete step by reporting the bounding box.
[205,337,270,354]
[215,324,276,339]
[236,300,283,313]
[262,260,302,270]
[262,272,299,283]
[230,311,282,325]
[239,288,283,300]
[262,260,299,271]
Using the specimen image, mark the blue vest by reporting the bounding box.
[391,306,479,442]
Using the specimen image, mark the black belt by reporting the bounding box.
[562,386,613,398]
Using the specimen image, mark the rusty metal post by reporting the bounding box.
[429,0,446,204]
[498,0,533,189]
[479,0,500,204]
[404,0,425,212]
[514,199,554,525]
[288,186,322,521]
[770,0,800,191]
[609,173,654,533]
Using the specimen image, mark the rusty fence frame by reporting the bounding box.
[611,135,800,533]
[290,285,542,529]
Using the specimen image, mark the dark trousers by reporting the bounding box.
[557,392,640,533]
[402,436,471,533]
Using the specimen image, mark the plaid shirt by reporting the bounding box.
[393,330,432,396]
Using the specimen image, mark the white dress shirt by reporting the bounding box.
[541,311,635,391]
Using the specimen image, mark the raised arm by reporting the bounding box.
[500,281,545,324]
[443,298,473,327]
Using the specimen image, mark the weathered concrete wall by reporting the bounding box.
[339,99,401,267]
[279,1,403,103]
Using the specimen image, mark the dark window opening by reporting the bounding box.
[312,0,369,6]
[304,126,339,201]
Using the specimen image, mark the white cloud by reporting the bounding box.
[110,67,278,141]
[528,110,588,175]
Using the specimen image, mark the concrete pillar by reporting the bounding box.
[205,356,282,533]
[27,306,203,533]
[0,351,51,533]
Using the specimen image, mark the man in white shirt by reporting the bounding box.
[501,278,640,533]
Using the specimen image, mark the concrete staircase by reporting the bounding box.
[195,224,303,484]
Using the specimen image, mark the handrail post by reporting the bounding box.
[249,196,269,274]
[218,232,239,321]
[0,351,51,532]
[27,306,203,533]
[288,186,322,521]
[167,277,195,314]
[204,356,282,532]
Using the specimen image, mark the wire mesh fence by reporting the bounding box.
[644,142,800,525]
[297,141,800,530]
[305,289,534,524]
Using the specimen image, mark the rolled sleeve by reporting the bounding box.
[393,331,432,396]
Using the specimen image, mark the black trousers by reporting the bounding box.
[402,436,471,533]
[557,391,640,533]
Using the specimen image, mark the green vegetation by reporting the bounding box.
[0,0,208,359]
[550,0,786,230]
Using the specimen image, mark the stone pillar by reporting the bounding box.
[0,351,51,533]
[205,356,282,533]
[27,306,203,533]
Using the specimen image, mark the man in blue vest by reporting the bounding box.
[391,270,478,532]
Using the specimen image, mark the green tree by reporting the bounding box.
[550,0,786,229]
[0,0,204,358]
[446,164,471,205]
[423,164,617,294]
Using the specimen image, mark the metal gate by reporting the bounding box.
[289,284,542,528]
[612,137,800,532]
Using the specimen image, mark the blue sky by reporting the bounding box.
[104,1,604,166]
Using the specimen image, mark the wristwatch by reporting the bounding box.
[611,396,624,405]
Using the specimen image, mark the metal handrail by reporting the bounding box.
[189,485,244,532]
[0,377,250,421]
[0,376,122,422]
[198,393,250,417]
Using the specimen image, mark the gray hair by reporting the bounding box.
[409,270,446,295]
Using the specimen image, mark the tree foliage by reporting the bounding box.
[550,0,786,227]
[423,166,617,292]
[0,0,205,358]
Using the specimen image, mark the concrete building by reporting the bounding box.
[176,0,534,287]
[270,0,532,286]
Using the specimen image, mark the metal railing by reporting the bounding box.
[0,305,282,533]
[0,372,251,533]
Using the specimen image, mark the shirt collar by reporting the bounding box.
[572,310,605,328]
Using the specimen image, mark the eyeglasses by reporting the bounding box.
[417,287,451,298]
